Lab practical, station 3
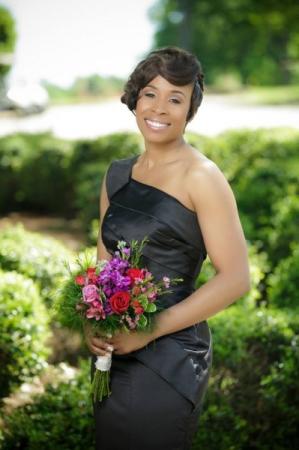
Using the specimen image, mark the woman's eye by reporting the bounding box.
[144,92,155,98]
[170,98,181,104]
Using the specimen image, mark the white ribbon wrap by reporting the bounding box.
[95,352,112,371]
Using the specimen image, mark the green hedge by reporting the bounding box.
[0,132,73,215]
[0,224,73,307]
[192,304,299,450]
[0,270,50,399]
[0,360,95,450]
[267,243,299,310]
[1,304,297,449]
[202,128,299,259]
[196,242,270,309]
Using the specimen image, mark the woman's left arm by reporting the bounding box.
[151,159,251,340]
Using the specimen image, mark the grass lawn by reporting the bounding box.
[223,84,299,106]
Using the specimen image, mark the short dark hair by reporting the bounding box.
[120,46,204,123]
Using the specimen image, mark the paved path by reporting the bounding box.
[0,95,298,139]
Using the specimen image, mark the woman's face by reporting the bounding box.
[135,75,193,145]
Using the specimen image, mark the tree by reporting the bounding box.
[0,6,17,87]
[148,0,299,85]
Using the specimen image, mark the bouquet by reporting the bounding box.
[54,237,183,402]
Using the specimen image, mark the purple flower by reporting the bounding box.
[122,247,131,257]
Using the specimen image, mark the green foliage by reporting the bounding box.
[268,185,299,261]
[0,270,50,399]
[202,128,299,262]
[0,360,95,450]
[0,132,73,215]
[149,0,299,85]
[0,133,33,211]
[18,134,73,215]
[0,6,16,80]
[192,304,299,449]
[0,223,73,306]
[43,74,124,103]
[267,243,299,310]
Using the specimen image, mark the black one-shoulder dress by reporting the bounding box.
[91,155,213,450]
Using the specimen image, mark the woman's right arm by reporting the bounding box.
[84,170,113,356]
[97,170,113,262]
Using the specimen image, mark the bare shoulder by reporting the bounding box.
[184,150,236,210]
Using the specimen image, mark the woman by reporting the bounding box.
[85,46,250,450]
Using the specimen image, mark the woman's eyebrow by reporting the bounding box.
[145,84,186,98]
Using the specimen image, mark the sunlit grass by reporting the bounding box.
[226,85,299,106]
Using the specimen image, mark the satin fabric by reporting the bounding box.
[92,155,213,449]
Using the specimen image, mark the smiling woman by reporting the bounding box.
[86,46,250,450]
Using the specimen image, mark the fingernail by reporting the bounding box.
[106,345,114,352]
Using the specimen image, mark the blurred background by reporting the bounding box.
[0,1,298,449]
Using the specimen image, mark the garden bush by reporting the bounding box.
[268,185,299,263]
[196,242,270,308]
[0,270,50,399]
[267,243,299,310]
[192,304,299,450]
[202,128,299,254]
[0,132,73,215]
[69,131,142,175]
[0,224,73,307]
[0,360,95,450]
[18,133,73,215]
[0,133,33,212]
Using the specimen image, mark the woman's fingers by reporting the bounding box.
[89,336,114,356]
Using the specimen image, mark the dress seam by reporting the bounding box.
[110,200,203,253]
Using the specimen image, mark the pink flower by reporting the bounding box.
[163,276,170,288]
[148,291,157,301]
[82,284,99,303]
[86,305,105,321]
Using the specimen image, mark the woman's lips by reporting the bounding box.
[145,119,170,130]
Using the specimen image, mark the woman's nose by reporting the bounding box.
[151,98,168,114]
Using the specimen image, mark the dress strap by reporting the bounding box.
[106,155,139,201]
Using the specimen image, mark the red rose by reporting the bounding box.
[127,268,144,283]
[109,291,131,314]
[87,267,96,275]
[75,275,85,286]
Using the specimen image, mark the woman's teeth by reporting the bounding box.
[145,119,169,129]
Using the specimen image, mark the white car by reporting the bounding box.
[5,81,49,114]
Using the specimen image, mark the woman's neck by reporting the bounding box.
[141,137,187,167]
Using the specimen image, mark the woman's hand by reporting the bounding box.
[83,323,113,357]
[106,330,154,355]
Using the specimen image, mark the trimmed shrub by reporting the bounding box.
[196,242,270,308]
[0,133,32,212]
[267,243,299,310]
[0,360,95,450]
[0,132,73,215]
[192,305,299,450]
[0,224,73,306]
[0,270,50,399]
[19,133,73,215]
[70,132,142,174]
[204,128,299,255]
[268,186,299,263]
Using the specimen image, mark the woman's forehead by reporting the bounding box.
[145,75,193,94]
